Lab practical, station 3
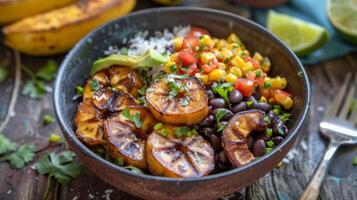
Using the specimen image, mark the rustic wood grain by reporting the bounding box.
[0,0,357,199]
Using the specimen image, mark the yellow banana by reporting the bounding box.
[0,0,76,24]
[2,0,136,56]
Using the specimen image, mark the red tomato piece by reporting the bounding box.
[182,37,199,50]
[187,27,210,38]
[235,78,255,97]
[273,89,291,102]
[185,63,199,75]
[201,64,217,73]
[261,88,271,98]
[178,50,197,66]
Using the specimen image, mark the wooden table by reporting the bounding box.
[1,0,356,199]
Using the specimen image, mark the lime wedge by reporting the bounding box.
[267,10,329,56]
[327,0,357,44]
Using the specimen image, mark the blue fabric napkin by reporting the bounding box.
[252,0,357,65]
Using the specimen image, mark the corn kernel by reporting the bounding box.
[225,73,238,83]
[195,73,209,84]
[215,39,228,49]
[253,52,264,63]
[227,33,241,43]
[229,66,243,78]
[271,76,287,89]
[242,49,250,57]
[217,48,233,62]
[259,96,267,103]
[279,96,293,110]
[230,56,245,68]
[261,57,271,72]
[170,53,178,62]
[227,43,240,51]
[241,62,254,74]
[200,52,216,64]
[208,69,226,82]
[217,62,226,70]
[173,37,183,51]
[164,61,177,73]
[199,35,214,49]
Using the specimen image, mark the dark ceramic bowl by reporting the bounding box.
[54,7,310,200]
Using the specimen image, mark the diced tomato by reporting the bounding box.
[244,57,261,69]
[187,27,210,38]
[182,37,199,50]
[245,71,256,80]
[185,63,199,75]
[255,77,265,86]
[201,64,217,73]
[178,50,197,66]
[261,88,271,98]
[273,89,291,102]
[235,78,255,97]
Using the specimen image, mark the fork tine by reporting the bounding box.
[339,75,357,119]
[323,73,352,119]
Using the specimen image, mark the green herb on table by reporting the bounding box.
[122,108,142,128]
[353,156,357,166]
[0,66,9,83]
[212,82,233,108]
[43,114,54,125]
[1,144,36,169]
[32,151,81,198]
[21,60,58,99]
[0,134,17,155]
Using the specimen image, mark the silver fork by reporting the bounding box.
[300,73,357,200]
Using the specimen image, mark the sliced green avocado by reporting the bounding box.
[91,50,168,75]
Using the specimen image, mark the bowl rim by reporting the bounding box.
[54,6,311,183]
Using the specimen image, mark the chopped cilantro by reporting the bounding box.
[263,82,272,88]
[0,66,8,83]
[217,122,227,132]
[154,123,163,131]
[255,71,261,77]
[43,114,54,125]
[122,108,142,128]
[0,134,17,155]
[89,79,100,91]
[212,82,233,108]
[115,156,124,166]
[159,128,168,137]
[277,128,285,135]
[167,81,180,100]
[273,105,282,115]
[246,101,253,107]
[265,147,273,154]
[266,128,273,137]
[138,87,147,96]
[280,113,291,123]
[75,86,84,96]
[266,140,275,147]
[169,65,177,72]
[214,109,228,123]
[174,126,192,138]
[264,116,271,125]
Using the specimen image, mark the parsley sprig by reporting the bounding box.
[174,126,197,138]
[214,109,228,132]
[33,151,81,198]
[22,60,58,99]
[122,108,142,128]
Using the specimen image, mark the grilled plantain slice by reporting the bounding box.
[146,75,209,125]
[104,106,157,169]
[83,66,143,100]
[75,100,104,146]
[146,125,215,178]
[222,110,268,167]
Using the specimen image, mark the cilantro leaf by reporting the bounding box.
[36,60,58,81]
[115,157,124,166]
[280,113,291,123]
[0,66,8,83]
[214,109,228,123]
[33,151,81,184]
[22,80,46,99]
[4,144,36,169]
[75,86,84,96]
[89,79,100,91]
[217,122,227,132]
[174,126,191,138]
[0,134,17,155]
[212,83,233,108]
[167,81,180,100]
[122,108,142,128]
[266,140,275,147]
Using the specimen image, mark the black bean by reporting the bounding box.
[199,127,215,136]
[255,132,270,141]
[208,105,214,115]
[232,102,247,113]
[213,108,233,121]
[268,111,278,124]
[207,134,221,152]
[206,90,215,100]
[247,136,253,149]
[252,102,271,112]
[209,98,226,109]
[229,89,243,104]
[273,120,288,136]
[252,139,266,157]
[246,96,257,103]
[271,136,284,145]
[198,115,214,126]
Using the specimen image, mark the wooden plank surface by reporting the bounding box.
[0,0,357,200]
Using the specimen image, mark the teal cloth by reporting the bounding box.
[252,0,357,65]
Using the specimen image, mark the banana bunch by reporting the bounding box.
[1,0,136,56]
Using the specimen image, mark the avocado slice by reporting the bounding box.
[91,50,168,75]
